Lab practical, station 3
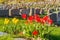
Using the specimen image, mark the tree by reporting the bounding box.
[0,0,4,4]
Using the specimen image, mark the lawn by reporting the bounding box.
[0,17,60,40]
[48,27,60,40]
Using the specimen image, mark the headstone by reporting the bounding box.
[49,13,57,24]
[21,9,27,14]
[35,9,40,15]
[21,8,30,14]
[57,12,60,21]
[0,10,9,17]
[21,8,30,17]
[11,9,20,17]
[26,8,30,16]
[57,12,60,25]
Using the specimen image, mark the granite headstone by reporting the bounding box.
[11,9,20,17]
[0,10,9,17]
[57,12,60,25]
[49,13,57,24]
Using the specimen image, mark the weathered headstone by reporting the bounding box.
[0,10,9,17]
[11,9,20,17]
[57,12,60,25]
[57,12,60,21]
[26,8,30,16]
[21,9,27,14]
[21,8,30,15]
[21,8,30,18]
[35,9,40,15]
[49,13,57,24]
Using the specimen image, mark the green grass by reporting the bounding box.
[0,18,60,40]
[48,27,60,40]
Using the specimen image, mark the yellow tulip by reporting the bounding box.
[4,18,9,24]
[14,19,19,24]
[12,18,19,24]
[12,18,16,22]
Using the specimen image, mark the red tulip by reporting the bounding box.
[21,14,26,19]
[27,16,33,23]
[35,17,41,23]
[43,15,48,22]
[34,14,40,22]
[34,14,39,19]
[48,19,52,25]
[41,18,45,25]
[32,30,38,36]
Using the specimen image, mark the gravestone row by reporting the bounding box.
[0,8,56,17]
[0,8,45,17]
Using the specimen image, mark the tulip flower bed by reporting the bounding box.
[0,14,60,40]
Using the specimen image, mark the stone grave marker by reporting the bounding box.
[35,9,40,15]
[11,9,20,17]
[0,10,9,17]
[57,12,60,25]
[49,13,57,25]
